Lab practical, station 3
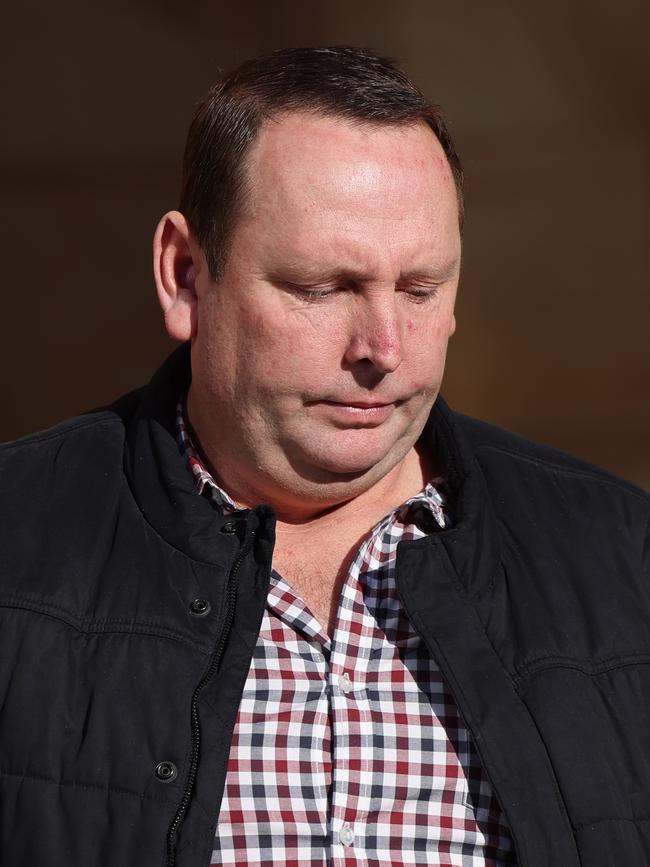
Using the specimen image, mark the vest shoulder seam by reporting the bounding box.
[473,441,647,503]
[0,412,122,452]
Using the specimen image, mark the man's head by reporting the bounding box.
[178,46,463,281]
[153,47,462,516]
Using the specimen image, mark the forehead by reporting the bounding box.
[245,111,455,208]
[233,112,460,276]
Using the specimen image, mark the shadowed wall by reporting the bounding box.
[1,0,648,485]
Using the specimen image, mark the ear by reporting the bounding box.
[449,313,457,337]
[153,211,204,341]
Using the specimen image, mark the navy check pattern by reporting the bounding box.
[177,403,515,866]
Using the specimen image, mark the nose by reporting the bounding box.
[343,292,403,374]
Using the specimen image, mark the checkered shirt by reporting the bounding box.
[177,404,516,866]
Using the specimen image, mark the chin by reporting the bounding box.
[301,439,408,482]
[316,459,380,479]
[282,417,420,482]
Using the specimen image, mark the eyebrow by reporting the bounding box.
[398,260,461,282]
[269,257,461,286]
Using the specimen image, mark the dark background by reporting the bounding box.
[1,1,648,486]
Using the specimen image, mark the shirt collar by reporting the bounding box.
[175,399,241,514]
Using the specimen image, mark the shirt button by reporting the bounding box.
[339,672,353,694]
[338,822,355,846]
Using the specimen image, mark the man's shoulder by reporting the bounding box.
[0,393,150,599]
[1,411,121,454]
[449,410,648,509]
[0,388,144,487]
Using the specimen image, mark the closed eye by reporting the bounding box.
[398,283,441,302]
[280,281,345,301]
[274,276,445,303]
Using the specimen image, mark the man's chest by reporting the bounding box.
[270,540,352,636]
[210,558,514,865]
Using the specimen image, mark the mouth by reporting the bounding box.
[321,400,393,409]
[309,399,398,427]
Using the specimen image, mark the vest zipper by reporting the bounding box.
[165,529,256,867]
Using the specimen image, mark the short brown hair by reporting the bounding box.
[179,46,464,280]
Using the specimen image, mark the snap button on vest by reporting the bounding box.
[154,761,178,783]
[189,597,211,617]
[220,521,238,534]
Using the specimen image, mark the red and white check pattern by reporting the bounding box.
[177,404,515,865]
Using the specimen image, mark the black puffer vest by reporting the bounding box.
[0,345,648,866]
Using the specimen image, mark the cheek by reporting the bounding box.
[233,308,338,401]
[404,309,450,347]
[404,315,453,381]
[223,296,299,363]
[247,310,285,348]
[259,306,346,363]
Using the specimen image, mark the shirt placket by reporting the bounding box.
[328,639,370,862]
[327,517,398,866]
[255,575,332,864]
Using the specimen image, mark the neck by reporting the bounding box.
[268,445,437,637]
[275,444,435,529]
[185,390,437,526]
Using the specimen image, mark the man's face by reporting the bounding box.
[188,112,461,507]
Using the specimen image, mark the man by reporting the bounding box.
[0,46,647,867]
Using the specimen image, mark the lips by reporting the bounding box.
[320,400,393,409]
[309,399,398,427]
